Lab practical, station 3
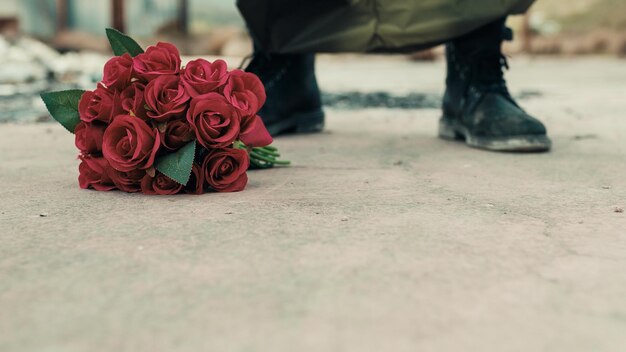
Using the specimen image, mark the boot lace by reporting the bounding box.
[468,52,510,94]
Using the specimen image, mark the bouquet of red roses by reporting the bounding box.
[41,29,288,195]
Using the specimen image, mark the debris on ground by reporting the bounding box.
[0,35,107,123]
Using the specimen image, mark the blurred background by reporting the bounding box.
[0,0,624,123]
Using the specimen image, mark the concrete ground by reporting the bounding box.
[1,56,625,352]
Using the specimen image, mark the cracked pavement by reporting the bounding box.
[1,56,625,351]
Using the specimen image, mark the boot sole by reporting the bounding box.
[266,109,325,136]
[439,117,552,152]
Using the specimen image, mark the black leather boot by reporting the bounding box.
[440,18,551,152]
[244,47,324,136]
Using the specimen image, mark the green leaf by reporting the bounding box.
[155,141,196,185]
[105,28,144,57]
[40,90,85,133]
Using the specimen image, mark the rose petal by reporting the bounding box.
[239,115,273,147]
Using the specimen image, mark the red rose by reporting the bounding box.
[187,93,240,148]
[140,173,183,195]
[222,70,266,117]
[102,115,161,172]
[202,148,249,192]
[102,53,133,91]
[108,168,145,193]
[160,119,194,151]
[75,121,107,154]
[185,163,204,195]
[239,115,273,147]
[181,59,228,97]
[78,155,116,191]
[144,75,190,122]
[121,83,148,119]
[78,85,122,124]
[133,42,181,81]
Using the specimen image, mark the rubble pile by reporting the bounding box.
[0,35,108,123]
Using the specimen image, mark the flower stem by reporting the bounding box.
[249,151,290,165]
[234,141,291,168]
[263,145,278,152]
[254,148,280,157]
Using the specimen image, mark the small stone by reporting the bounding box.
[602,186,611,189]
[341,217,349,222]
[614,207,624,213]
[39,213,47,217]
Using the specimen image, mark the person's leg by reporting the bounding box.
[440,17,551,152]
[244,46,324,136]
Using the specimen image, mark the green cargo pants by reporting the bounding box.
[238,0,534,53]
